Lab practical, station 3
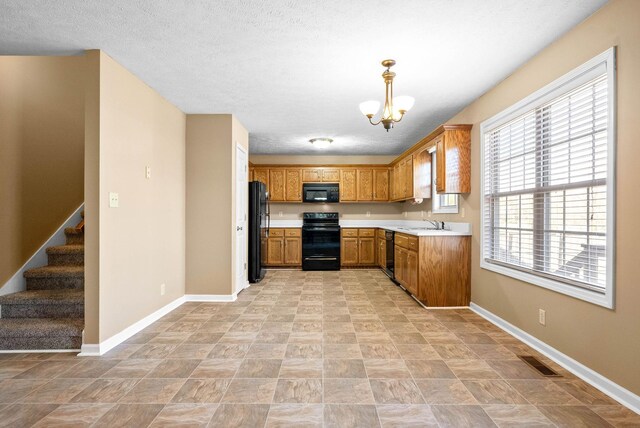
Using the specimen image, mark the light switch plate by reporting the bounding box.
[109,192,119,208]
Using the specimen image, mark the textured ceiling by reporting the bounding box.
[0,0,607,155]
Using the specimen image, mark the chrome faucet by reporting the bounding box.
[424,220,445,230]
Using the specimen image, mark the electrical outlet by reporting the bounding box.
[278,211,283,217]
[461,207,466,218]
[539,309,546,326]
[427,210,432,218]
[403,211,408,218]
[421,210,425,219]
[366,211,371,217]
[160,283,166,296]
[109,192,119,208]
[145,166,151,179]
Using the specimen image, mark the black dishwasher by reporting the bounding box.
[383,230,395,279]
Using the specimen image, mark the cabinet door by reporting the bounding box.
[302,168,322,182]
[260,233,268,265]
[267,237,284,265]
[269,169,285,201]
[285,169,302,201]
[373,169,389,201]
[406,250,418,296]
[377,237,386,268]
[358,237,375,265]
[253,168,269,187]
[356,169,373,201]
[397,162,406,200]
[392,164,401,200]
[341,237,359,265]
[340,169,357,201]
[413,147,432,200]
[284,237,301,265]
[435,136,446,193]
[394,245,405,284]
[322,168,340,182]
[403,156,414,199]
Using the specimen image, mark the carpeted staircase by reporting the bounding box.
[0,215,84,350]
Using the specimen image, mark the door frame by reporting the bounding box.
[235,143,249,294]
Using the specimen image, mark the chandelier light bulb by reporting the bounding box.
[359,100,380,117]
[393,95,415,113]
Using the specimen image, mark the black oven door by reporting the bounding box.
[302,226,340,270]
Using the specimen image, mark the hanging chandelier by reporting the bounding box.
[359,59,415,131]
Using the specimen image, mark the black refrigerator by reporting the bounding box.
[248,181,269,283]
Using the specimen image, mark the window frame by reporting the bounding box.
[429,149,459,214]
[480,47,616,309]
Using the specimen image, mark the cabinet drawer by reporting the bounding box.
[342,229,358,237]
[395,234,409,249]
[358,229,375,237]
[285,228,301,237]
[377,229,386,239]
[269,228,284,237]
[408,236,419,251]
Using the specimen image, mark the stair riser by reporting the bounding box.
[1,304,83,319]
[27,277,84,291]
[65,235,84,245]
[48,253,84,266]
[0,336,82,350]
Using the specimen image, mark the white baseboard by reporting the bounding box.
[79,296,186,356]
[78,291,241,356]
[1,204,84,297]
[185,293,238,302]
[0,349,81,354]
[470,302,640,414]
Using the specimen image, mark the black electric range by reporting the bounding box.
[301,212,340,270]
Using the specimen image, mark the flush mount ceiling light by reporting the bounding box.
[309,137,333,149]
[359,59,415,132]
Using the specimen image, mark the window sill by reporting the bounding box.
[480,260,614,309]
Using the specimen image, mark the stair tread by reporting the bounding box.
[64,227,83,235]
[46,245,84,255]
[0,318,84,338]
[0,289,83,305]
[24,265,84,278]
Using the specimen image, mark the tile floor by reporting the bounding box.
[0,270,638,427]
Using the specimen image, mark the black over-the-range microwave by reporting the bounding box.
[302,183,340,203]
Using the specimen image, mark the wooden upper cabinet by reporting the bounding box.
[435,126,471,194]
[340,169,357,201]
[285,169,302,201]
[269,169,285,201]
[253,168,269,187]
[413,147,432,200]
[302,168,322,182]
[403,156,414,199]
[357,169,373,201]
[322,169,340,182]
[373,169,389,201]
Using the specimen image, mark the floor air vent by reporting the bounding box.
[518,355,562,377]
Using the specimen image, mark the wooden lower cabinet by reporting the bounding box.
[377,236,386,269]
[341,229,377,266]
[358,237,375,265]
[394,233,470,307]
[263,228,302,267]
[341,237,359,265]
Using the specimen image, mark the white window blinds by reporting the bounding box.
[481,48,615,306]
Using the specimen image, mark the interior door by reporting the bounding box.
[235,144,248,294]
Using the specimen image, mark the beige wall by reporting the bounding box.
[440,0,640,395]
[85,51,186,343]
[186,114,248,296]
[0,56,85,287]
